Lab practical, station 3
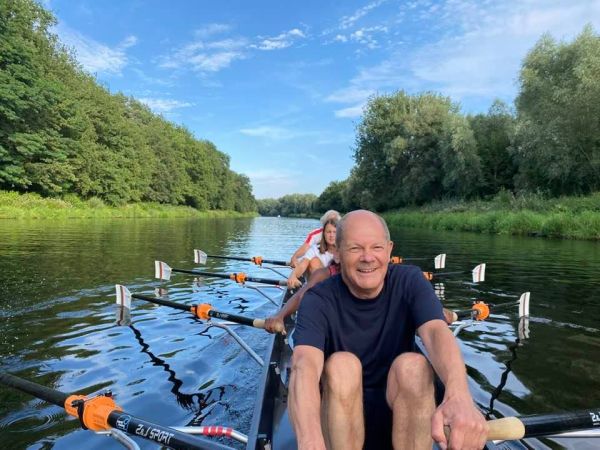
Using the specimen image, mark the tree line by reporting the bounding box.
[0,0,256,212]
[262,25,600,216]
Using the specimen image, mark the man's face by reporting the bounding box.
[339,212,393,299]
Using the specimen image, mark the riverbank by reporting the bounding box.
[383,192,600,240]
[0,191,257,219]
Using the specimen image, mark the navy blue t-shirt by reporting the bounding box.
[293,264,445,389]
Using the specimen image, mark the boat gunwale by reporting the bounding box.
[245,287,290,450]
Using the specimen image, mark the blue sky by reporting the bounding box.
[44,0,600,199]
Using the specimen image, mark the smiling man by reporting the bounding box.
[289,210,488,450]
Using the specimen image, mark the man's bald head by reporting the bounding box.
[335,210,390,248]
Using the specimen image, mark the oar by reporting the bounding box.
[0,372,233,450]
[448,292,531,323]
[194,249,289,267]
[423,263,486,283]
[155,261,287,286]
[115,285,284,334]
[484,407,600,440]
[391,253,447,269]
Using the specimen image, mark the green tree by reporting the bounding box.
[513,25,600,195]
[315,180,346,212]
[468,100,517,196]
[349,91,482,210]
[0,0,77,194]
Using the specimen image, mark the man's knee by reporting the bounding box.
[387,352,434,401]
[323,352,362,394]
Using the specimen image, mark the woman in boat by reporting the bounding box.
[288,210,341,267]
[287,218,337,289]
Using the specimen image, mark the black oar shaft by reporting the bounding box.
[207,254,249,262]
[172,268,285,286]
[0,372,67,407]
[244,275,286,286]
[521,409,600,437]
[208,310,255,327]
[132,293,189,312]
[0,372,234,450]
[173,268,230,278]
[106,411,233,450]
[206,254,288,266]
[259,258,288,266]
[454,309,476,320]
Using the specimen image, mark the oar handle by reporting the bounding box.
[444,408,600,441]
[443,417,525,441]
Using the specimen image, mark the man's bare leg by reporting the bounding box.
[321,352,364,450]
[386,352,436,449]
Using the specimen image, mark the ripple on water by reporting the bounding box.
[0,406,62,433]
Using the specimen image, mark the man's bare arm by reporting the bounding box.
[289,345,326,450]
[418,320,488,449]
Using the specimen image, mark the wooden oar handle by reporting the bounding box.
[252,318,285,334]
[487,417,526,440]
[443,417,525,441]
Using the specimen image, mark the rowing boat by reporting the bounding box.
[2,252,599,449]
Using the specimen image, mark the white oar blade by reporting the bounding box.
[518,292,530,318]
[193,249,207,265]
[155,261,172,280]
[472,263,486,283]
[434,253,446,269]
[115,284,132,309]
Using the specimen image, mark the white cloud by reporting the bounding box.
[339,0,388,29]
[239,126,297,140]
[328,0,600,113]
[138,98,193,113]
[326,87,374,104]
[194,23,232,39]
[252,28,306,51]
[245,168,301,198]
[334,105,365,118]
[159,38,247,72]
[55,26,137,75]
[159,26,305,74]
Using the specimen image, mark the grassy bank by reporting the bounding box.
[383,191,600,240]
[0,191,257,219]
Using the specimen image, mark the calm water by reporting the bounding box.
[0,217,599,449]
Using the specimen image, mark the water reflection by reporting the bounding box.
[116,307,229,415]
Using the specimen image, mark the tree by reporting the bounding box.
[469,100,517,197]
[348,91,482,210]
[512,25,600,195]
[315,180,346,213]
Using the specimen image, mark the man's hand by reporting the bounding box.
[431,394,488,450]
[264,314,285,334]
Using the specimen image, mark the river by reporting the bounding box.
[0,217,598,449]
